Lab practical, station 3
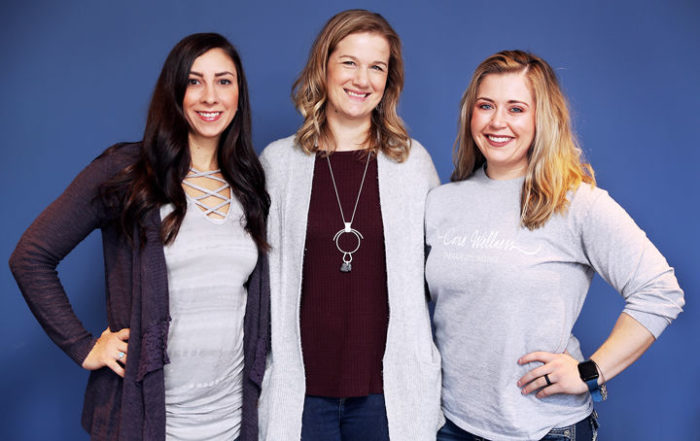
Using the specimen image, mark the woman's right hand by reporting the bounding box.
[82,327,130,378]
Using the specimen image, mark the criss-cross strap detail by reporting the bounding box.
[183,168,231,218]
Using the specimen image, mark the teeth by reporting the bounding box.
[488,135,511,143]
[198,112,221,118]
[347,90,367,98]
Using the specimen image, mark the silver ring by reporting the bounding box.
[333,228,363,255]
[117,351,125,360]
[544,374,552,386]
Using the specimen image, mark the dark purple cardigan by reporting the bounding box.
[9,143,269,441]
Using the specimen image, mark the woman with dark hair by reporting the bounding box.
[9,33,270,441]
[425,50,684,440]
[258,9,442,441]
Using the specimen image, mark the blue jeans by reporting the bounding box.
[301,394,390,441]
[437,412,599,441]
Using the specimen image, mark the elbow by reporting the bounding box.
[8,238,55,285]
[8,243,25,280]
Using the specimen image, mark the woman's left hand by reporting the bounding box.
[517,351,588,398]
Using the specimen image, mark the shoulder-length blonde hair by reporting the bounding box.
[452,50,595,230]
[292,9,410,162]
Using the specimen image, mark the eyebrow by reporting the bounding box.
[188,71,236,77]
[476,97,530,106]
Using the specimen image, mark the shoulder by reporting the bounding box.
[426,180,466,208]
[59,142,141,192]
[404,138,434,167]
[259,135,311,194]
[569,182,612,216]
[92,142,142,176]
[260,135,299,166]
[567,182,639,233]
[382,138,440,187]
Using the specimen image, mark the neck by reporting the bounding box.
[484,162,528,180]
[325,113,372,152]
[188,133,219,171]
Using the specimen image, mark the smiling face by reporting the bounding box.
[470,72,536,180]
[325,32,390,124]
[183,48,239,149]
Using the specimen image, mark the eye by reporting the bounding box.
[342,60,356,67]
[509,106,524,113]
[187,78,200,86]
[371,65,386,72]
[219,78,233,85]
[477,103,493,110]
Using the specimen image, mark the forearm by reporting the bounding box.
[590,312,655,384]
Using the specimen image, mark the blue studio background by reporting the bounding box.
[1,1,698,439]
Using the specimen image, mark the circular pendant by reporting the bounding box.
[333,227,363,273]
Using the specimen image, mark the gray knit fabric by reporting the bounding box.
[258,135,443,441]
[425,167,684,441]
[161,197,258,441]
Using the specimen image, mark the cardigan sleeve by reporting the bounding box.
[409,139,441,191]
[9,147,130,366]
[578,187,685,338]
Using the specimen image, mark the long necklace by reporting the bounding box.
[326,151,372,273]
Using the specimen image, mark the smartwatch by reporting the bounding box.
[578,360,607,402]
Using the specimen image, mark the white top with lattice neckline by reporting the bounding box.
[160,170,257,440]
[182,168,232,221]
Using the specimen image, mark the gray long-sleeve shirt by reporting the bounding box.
[425,167,684,441]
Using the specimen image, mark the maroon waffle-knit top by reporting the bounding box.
[300,150,389,398]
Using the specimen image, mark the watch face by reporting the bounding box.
[578,361,599,381]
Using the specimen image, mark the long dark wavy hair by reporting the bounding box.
[101,33,269,251]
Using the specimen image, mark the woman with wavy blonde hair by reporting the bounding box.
[291,9,409,162]
[259,9,442,441]
[452,50,595,229]
[425,50,683,440]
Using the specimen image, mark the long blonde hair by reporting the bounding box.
[292,9,410,162]
[452,50,595,229]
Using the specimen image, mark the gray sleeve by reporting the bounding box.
[409,138,441,190]
[578,189,684,338]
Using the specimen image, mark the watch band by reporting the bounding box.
[578,359,607,402]
[584,377,605,401]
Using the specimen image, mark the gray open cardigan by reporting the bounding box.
[9,143,269,441]
[258,135,443,441]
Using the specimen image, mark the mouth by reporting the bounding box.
[345,89,370,99]
[196,111,222,122]
[486,134,514,146]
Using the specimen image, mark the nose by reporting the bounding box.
[489,107,507,129]
[352,67,370,88]
[202,83,218,104]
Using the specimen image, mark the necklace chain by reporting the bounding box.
[325,151,372,272]
[326,152,371,228]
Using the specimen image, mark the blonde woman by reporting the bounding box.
[425,50,684,440]
[259,9,442,441]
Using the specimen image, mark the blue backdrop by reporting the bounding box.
[1,1,697,439]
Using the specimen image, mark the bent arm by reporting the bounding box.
[582,189,684,338]
[590,312,654,384]
[9,151,120,365]
[582,189,683,382]
[519,188,684,397]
